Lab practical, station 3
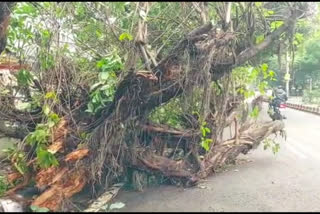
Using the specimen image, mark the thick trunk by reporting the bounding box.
[0,2,15,53]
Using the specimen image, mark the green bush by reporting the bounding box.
[0,176,9,197]
[302,89,320,105]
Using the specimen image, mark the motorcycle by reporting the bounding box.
[268,98,287,121]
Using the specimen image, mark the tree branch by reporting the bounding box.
[235,14,297,66]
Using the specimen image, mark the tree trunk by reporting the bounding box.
[0,2,15,53]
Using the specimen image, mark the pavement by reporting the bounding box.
[112,105,320,212]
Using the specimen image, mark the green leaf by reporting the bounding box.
[270,21,284,30]
[80,132,87,140]
[96,30,102,38]
[97,59,106,69]
[201,141,210,151]
[250,106,260,119]
[258,81,268,94]
[44,91,56,100]
[42,105,50,116]
[14,162,25,175]
[267,10,274,15]
[119,32,133,41]
[47,120,55,128]
[261,63,268,72]
[205,139,213,144]
[48,113,60,125]
[86,102,94,113]
[201,128,206,137]
[16,69,33,86]
[268,70,275,78]
[255,35,264,44]
[272,143,280,155]
[205,127,211,134]
[36,147,59,169]
[99,72,110,81]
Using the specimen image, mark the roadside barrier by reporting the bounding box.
[262,98,320,116]
[285,102,320,116]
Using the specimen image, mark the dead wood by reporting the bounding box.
[197,120,285,179]
[83,183,124,212]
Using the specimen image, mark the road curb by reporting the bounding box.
[285,102,320,116]
[262,99,320,116]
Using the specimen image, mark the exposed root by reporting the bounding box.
[197,120,285,179]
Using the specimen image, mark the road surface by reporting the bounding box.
[113,106,320,212]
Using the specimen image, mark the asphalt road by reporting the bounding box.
[113,105,320,212]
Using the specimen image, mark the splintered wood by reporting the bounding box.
[35,167,68,189]
[32,168,87,211]
[6,172,22,185]
[65,149,89,162]
[27,118,89,211]
[48,118,68,154]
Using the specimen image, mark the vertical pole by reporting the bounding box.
[286,50,290,97]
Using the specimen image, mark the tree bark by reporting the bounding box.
[0,2,15,53]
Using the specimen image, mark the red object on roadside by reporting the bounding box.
[280,103,286,108]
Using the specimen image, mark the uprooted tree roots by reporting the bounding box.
[2,21,287,211]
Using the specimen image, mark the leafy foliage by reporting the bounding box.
[233,63,276,99]
[15,69,33,86]
[3,147,29,175]
[36,146,59,169]
[24,93,61,169]
[263,138,280,155]
[302,89,320,104]
[119,32,133,41]
[0,176,10,197]
[200,121,213,151]
[149,98,184,129]
[86,53,123,114]
[250,106,260,119]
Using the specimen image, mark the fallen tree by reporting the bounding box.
[0,2,314,212]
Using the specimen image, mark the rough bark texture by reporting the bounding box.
[0,2,15,54]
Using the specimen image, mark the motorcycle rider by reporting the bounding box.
[270,86,288,119]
